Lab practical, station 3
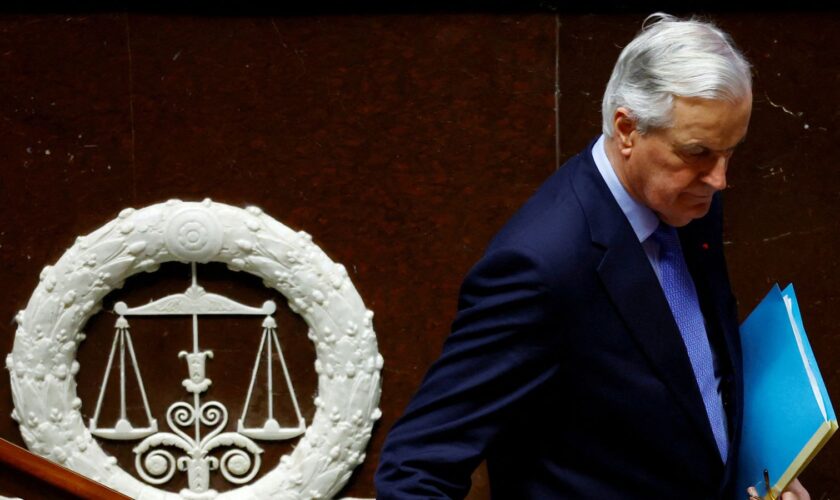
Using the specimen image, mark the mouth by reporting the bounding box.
[680,195,714,211]
[684,193,714,203]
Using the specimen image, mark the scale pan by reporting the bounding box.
[237,418,306,441]
[90,418,158,441]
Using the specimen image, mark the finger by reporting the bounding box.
[747,485,761,500]
[782,478,811,500]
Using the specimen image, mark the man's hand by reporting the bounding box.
[747,478,810,500]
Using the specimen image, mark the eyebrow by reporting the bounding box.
[678,135,748,153]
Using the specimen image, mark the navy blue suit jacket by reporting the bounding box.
[376,143,744,499]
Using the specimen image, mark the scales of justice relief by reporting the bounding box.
[88,262,307,496]
[8,200,383,499]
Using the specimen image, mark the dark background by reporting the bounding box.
[1,4,839,498]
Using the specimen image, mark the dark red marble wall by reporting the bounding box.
[0,11,555,498]
[1,8,839,499]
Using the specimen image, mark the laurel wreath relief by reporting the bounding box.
[7,199,383,499]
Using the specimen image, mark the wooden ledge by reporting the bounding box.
[0,438,129,499]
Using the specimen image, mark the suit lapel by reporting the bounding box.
[570,150,721,458]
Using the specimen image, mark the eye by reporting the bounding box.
[678,146,711,160]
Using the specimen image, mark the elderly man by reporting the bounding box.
[376,13,808,499]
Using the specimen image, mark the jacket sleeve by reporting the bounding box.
[375,245,562,499]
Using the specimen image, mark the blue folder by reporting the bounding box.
[736,284,837,499]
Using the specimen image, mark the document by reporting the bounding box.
[736,284,837,499]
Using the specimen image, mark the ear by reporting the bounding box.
[613,107,638,157]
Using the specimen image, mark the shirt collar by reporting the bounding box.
[591,134,660,243]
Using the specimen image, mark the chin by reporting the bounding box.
[663,216,693,228]
[660,206,710,227]
[677,209,711,226]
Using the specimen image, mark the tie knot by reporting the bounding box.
[650,222,681,256]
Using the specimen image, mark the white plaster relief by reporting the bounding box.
[7,199,383,499]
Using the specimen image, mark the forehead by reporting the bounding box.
[665,95,753,149]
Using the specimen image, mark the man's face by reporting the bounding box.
[616,94,753,227]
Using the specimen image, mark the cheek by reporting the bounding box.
[647,169,693,203]
[661,160,701,193]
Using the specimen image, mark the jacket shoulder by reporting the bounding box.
[482,151,596,280]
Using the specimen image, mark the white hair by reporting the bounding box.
[602,13,752,137]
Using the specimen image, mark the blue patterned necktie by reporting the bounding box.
[651,222,728,462]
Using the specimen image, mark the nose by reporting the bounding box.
[704,154,729,191]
